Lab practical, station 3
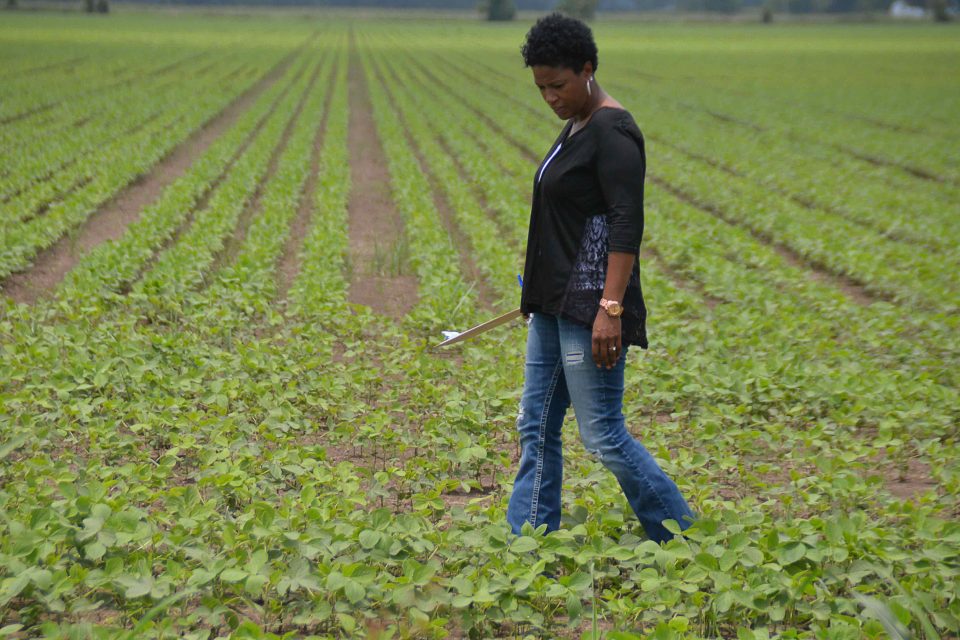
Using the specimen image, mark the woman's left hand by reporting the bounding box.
[592,310,622,369]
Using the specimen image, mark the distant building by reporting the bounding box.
[889,0,927,17]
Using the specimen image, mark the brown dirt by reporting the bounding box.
[871,451,938,501]
[345,45,418,318]
[275,60,337,302]
[886,476,937,501]
[376,83,497,313]
[1,51,298,305]
[124,64,307,296]
[395,55,531,257]
[209,53,325,278]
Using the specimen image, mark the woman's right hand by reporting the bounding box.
[592,310,622,369]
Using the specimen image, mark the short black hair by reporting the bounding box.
[521,13,599,74]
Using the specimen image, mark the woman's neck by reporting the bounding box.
[573,85,606,124]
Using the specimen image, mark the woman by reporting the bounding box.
[507,14,694,544]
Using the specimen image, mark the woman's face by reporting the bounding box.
[532,63,593,120]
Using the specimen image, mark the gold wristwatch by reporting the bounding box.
[599,298,624,318]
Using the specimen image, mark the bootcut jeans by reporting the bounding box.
[506,312,694,544]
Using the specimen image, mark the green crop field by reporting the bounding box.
[0,11,958,639]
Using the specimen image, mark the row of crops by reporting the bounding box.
[0,17,316,280]
[1,13,958,640]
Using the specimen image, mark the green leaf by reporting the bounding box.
[326,571,345,590]
[662,519,682,535]
[511,537,538,553]
[78,515,106,542]
[778,542,806,565]
[128,587,198,637]
[85,541,107,561]
[358,530,380,549]
[0,435,27,461]
[450,575,474,595]
[719,549,738,572]
[714,591,733,613]
[409,607,430,625]
[343,580,365,604]
[852,593,910,640]
[740,547,764,567]
[609,545,638,561]
[244,574,268,594]
[220,569,247,583]
[337,613,356,632]
[567,571,592,592]
[247,549,268,574]
[411,562,436,586]
[119,577,153,599]
[0,574,30,607]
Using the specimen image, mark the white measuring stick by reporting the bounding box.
[434,308,523,348]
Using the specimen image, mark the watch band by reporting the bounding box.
[599,298,624,317]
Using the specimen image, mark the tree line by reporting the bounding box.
[4,0,951,22]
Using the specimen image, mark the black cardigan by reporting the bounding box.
[519,107,648,348]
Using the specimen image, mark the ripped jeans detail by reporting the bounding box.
[564,346,585,366]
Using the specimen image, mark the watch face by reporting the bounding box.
[603,301,623,317]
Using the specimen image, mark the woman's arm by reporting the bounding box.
[593,119,646,369]
[593,251,633,369]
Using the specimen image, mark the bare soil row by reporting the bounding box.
[1,49,301,305]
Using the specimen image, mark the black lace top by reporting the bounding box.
[519,107,648,348]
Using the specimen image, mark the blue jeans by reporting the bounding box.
[506,313,694,544]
